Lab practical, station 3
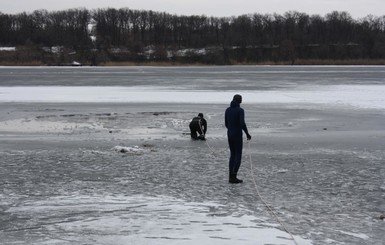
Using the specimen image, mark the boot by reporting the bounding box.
[229,173,243,184]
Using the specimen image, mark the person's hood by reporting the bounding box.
[230,100,240,108]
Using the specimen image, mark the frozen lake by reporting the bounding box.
[0,66,385,244]
[1,66,385,109]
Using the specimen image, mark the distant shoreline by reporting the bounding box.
[1,59,385,66]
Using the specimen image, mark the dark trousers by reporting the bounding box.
[228,136,243,175]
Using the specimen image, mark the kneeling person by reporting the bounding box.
[189,113,207,140]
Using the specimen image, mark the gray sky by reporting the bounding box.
[1,0,384,18]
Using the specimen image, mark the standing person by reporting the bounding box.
[189,113,207,140]
[225,94,251,183]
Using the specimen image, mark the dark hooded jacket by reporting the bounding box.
[190,116,207,134]
[225,100,250,139]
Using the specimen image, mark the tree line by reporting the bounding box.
[1,8,385,65]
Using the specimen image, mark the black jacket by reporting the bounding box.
[225,100,249,139]
[190,116,207,134]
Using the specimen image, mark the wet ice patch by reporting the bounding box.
[337,230,369,240]
[305,148,384,160]
[0,118,104,133]
[295,117,322,122]
[3,194,312,245]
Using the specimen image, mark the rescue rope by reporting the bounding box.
[200,132,299,244]
[196,116,299,244]
[247,140,299,245]
[197,119,227,156]
[204,138,227,156]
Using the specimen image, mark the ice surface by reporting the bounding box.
[3,194,311,245]
[1,66,385,245]
[0,118,105,133]
[1,85,385,111]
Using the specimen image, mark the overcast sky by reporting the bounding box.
[1,0,384,18]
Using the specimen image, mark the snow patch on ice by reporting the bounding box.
[0,47,16,51]
[1,85,385,111]
[112,145,152,154]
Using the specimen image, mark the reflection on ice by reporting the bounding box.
[3,194,312,245]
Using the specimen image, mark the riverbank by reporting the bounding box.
[1,59,385,66]
[104,59,385,66]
